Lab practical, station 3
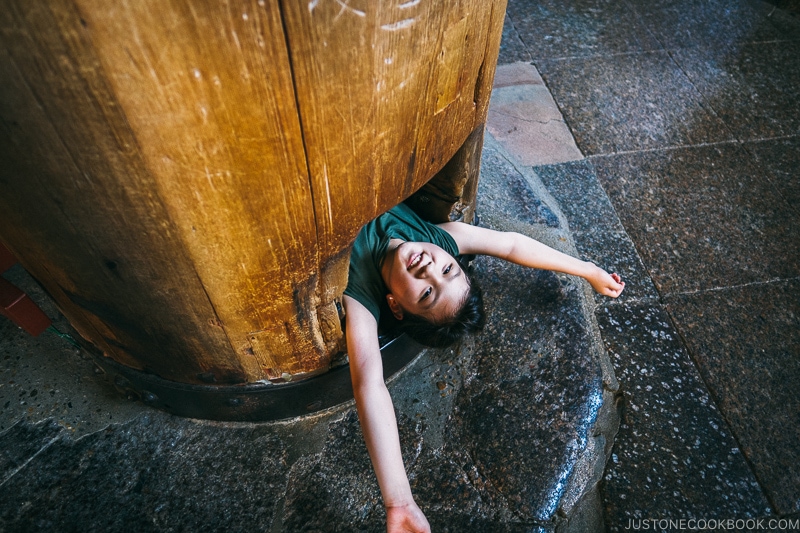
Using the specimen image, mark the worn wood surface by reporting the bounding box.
[0,0,506,385]
[73,0,327,381]
[282,0,505,253]
[0,1,241,382]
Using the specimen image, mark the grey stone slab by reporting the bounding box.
[1,265,145,436]
[536,52,735,155]
[499,14,533,65]
[535,160,624,235]
[412,448,553,532]
[411,385,557,531]
[478,142,561,229]
[671,41,800,142]
[768,0,800,18]
[632,0,800,50]
[665,280,800,514]
[597,302,771,531]
[493,62,545,88]
[592,145,800,294]
[573,232,660,305]
[0,412,289,532]
[487,73,584,166]
[450,255,609,523]
[535,160,659,304]
[283,410,390,531]
[746,136,800,213]
[0,316,140,435]
[0,419,64,484]
[505,0,661,60]
[281,363,528,531]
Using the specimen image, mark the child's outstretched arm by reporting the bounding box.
[441,222,625,298]
[343,295,431,533]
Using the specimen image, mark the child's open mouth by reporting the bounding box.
[407,252,423,270]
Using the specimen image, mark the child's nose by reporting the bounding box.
[414,261,433,279]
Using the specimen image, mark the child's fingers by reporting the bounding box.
[591,271,625,297]
[611,280,625,297]
[603,274,625,297]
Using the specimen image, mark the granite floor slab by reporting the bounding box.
[746,136,800,212]
[521,0,800,157]
[536,52,735,155]
[670,41,800,142]
[499,13,532,65]
[597,302,771,531]
[487,63,583,166]
[630,0,800,50]
[665,280,800,514]
[532,158,776,523]
[0,412,291,532]
[534,160,659,306]
[505,0,661,60]
[592,144,800,294]
[0,265,143,437]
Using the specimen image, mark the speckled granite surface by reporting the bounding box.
[534,161,658,306]
[532,154,780,529]
[592,146,800,294]
[500,0,800,526]
[665,281,800,514]
[598,303,771,525]
[0,413,290,531]
[535,52,736,155]
[0,266,143,437]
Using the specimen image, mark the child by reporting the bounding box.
[343,203,624,532]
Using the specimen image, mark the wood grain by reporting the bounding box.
[0,0,506,385]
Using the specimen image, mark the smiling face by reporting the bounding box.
[380,239,470,323]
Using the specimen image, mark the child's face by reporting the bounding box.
[381,240,470,323]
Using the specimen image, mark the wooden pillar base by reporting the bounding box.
[90,334,424,422]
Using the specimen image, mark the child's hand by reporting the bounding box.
[586,264,625,298]
[386,502,430,533]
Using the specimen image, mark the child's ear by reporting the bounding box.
[386,294,404,320]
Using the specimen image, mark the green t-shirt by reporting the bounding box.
[344,203,459,322]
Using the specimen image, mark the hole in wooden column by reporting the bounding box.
[404,125,485,224]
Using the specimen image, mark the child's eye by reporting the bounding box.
[420,287,432,301]
[443,264,452,275]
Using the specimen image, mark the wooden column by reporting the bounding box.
[0,0,506,388]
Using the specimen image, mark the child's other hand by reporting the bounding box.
[386,501,430,533]
[587,265,625,298]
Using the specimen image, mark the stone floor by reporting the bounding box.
[498,0,800,528]
[2,0,800,532]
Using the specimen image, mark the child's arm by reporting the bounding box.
[343,295,431,533]
[440,222,625,297]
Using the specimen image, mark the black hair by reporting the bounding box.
[396,260,486,348]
